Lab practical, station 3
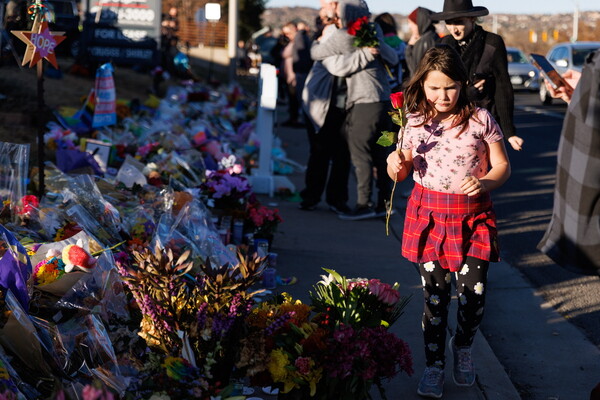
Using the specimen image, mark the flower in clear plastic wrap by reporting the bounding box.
[247,203,283,238]
[200,170,251,212]
[16,195,39,216]
[32,256,65,286]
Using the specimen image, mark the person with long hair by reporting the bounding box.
[386,45,510,398]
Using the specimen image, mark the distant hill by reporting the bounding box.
[262,7,600,55]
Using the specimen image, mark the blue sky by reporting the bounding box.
[265,0,597,15]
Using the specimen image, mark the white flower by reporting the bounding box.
[445,273,451,283]
[460,264,470,275]
[474,282,485,295]
[424,261,436,272]
[319,273,334,286]
[429,295,441,305]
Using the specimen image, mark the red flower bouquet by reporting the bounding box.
[347,16,379,48]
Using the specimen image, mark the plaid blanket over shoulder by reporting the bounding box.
[538,50,600,276]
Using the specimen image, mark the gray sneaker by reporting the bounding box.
[417,366,444,398]
[338,205,376,221]
[450,336,476,386]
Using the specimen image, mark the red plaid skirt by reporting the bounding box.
[402,183,499,272]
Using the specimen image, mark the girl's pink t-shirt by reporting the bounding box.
[401,107,504,194]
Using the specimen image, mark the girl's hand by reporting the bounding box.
[508,135,524,151]
[386,150,405,175]
[460,176,487,196]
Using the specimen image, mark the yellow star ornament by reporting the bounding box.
[12,14,65,69]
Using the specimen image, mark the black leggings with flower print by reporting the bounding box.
[418,257,489,368]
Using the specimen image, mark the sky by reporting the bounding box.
[265,0,598,16]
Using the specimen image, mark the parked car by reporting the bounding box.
[507,47,539,91]
[538,41,600,105]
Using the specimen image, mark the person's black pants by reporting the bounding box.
[287,83,299,123]
[300,106,350,207]
[419,257,490,368]
[346,102,393,208]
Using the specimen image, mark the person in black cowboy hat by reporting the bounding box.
[431,0,525,152]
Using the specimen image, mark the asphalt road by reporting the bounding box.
[481,91,600,396]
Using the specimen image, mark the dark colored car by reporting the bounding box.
[506,47,539,91]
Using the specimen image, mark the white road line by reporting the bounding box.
[516,105,565,119]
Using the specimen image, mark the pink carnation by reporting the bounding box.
[369,279,400,305]
[294,357,312,375]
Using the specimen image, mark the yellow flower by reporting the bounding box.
[268,349,289,382]
[308,367,323,396]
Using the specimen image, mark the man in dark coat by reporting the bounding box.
[431,0,524,151]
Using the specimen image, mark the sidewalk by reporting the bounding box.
[257,120,522,399]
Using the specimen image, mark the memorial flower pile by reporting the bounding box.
[0,74,416,400]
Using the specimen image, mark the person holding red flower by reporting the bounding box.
[386,46,510,398]
[310,0,399,220]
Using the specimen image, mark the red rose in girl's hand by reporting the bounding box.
[390,92,404,110]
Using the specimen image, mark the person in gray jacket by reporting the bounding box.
[310,0,398,220]
[298,2,352,214]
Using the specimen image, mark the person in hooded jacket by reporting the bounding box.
[405,7,439,78]
[374,12,408,91]
[310,0,399,220]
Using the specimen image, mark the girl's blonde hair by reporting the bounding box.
[404,45,476,130]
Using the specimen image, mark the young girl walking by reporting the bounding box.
[386,45,510,398]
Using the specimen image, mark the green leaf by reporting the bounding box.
[322,268,342,283]
[376,131,397,147]
[391,114,405,126]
